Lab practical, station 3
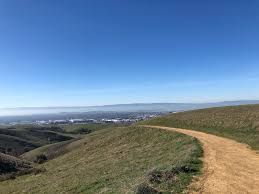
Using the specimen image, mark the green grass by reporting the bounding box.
[0,134,38,156]
[141,104,259,150]
[0,126,73,156]
[22,123,128,162]
[62,123,128,133]
[21,139,77,162]
[0,126,202,194]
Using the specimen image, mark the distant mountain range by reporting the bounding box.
[1,100,259,117]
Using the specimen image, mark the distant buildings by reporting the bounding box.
[2,112,162,126]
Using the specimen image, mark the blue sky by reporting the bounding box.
[0,0,259,107]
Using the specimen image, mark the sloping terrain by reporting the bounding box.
[0,134,38,156]
[0,124,115,181]
[22,123,129,162]
[0,152,31,174]
[0,152,43,182]
[143,125,259,193]
[0,126,202,194]
[62,123,128,134]
[22,139,77,162]
[142,104,259,150]
[0,126,74,156]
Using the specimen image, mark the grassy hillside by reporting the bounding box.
[21,139,77,162]
[0,134,38,156]
[62,123,128,134]
[0,126,73,156]
[141,104,259,150]
[22,123,128,162]
[0,126,202,194]
[0,152,32,174]
[0,123,126,158]
[0,152,44,181]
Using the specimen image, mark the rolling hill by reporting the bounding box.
[0,126,202,194]
[0,126,74,156]
[0,152,46,182]
[22,123,128,162]
[142,104,259,150]
[2,104,259,193]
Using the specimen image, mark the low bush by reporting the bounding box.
[136,183,161,194]
[34,154,48,164]
[137,161,202,193]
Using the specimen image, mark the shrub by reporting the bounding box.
[138,163,201,193]
[148,169,163,183]
[35,154,48,164]
[136,183,161,194]
[0,161,17,174]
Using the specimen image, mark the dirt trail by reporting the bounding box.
[143,125,259,194]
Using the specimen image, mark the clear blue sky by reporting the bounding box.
[0,0,259,107]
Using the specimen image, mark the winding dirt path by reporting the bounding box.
[143,125,259,194]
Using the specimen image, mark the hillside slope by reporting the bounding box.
[142,104,259,150]
[0,126,202,194]
[22,123,129,163]
[0,153,32,174]
[143,125,259,193]
[0,126,74,156]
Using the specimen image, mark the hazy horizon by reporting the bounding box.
[1,99,259,109]
[1,100,259,117]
